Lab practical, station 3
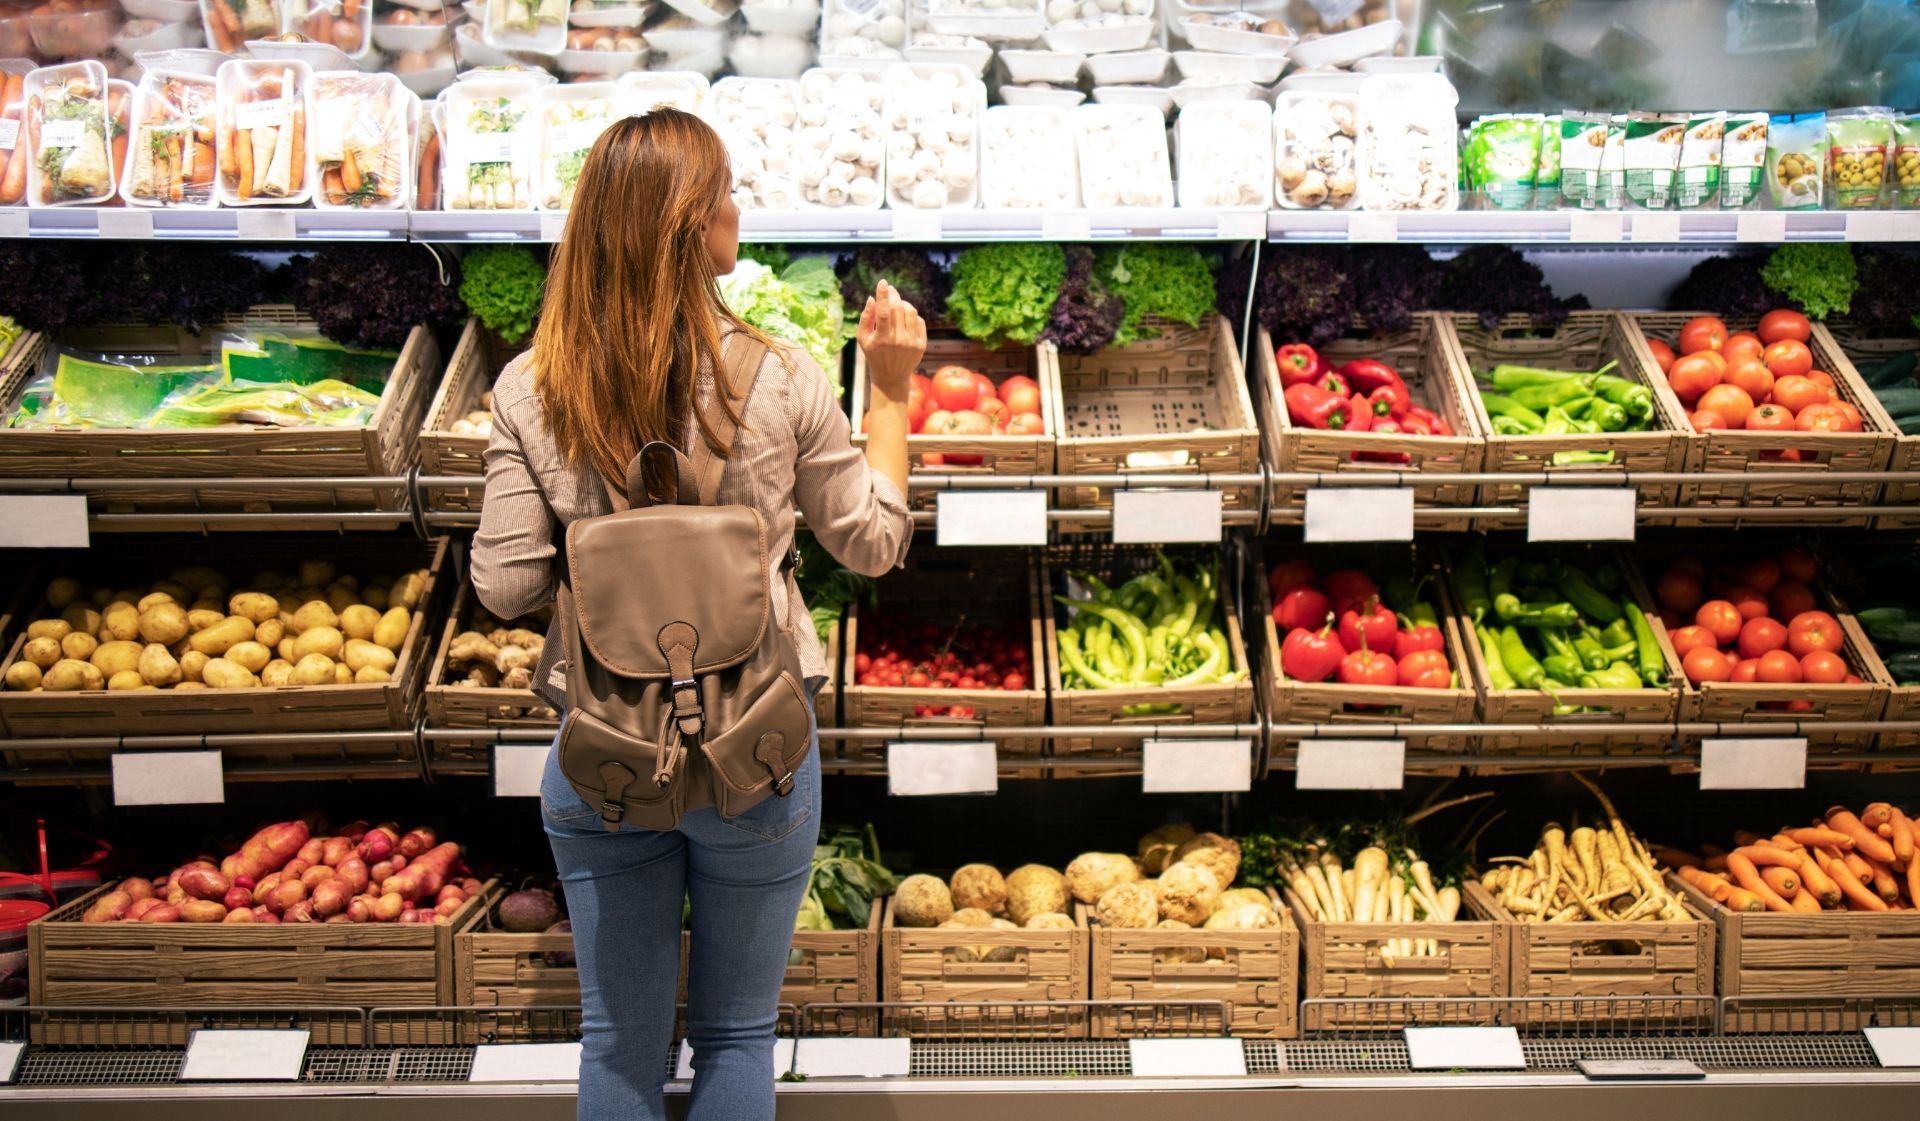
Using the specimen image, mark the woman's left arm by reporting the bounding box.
[472,399,559,620]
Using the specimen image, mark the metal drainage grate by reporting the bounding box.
[1280,1040,1413,1073]
[909,1042,1133,1078]
[390,1047,477,1083]
[304,1048,403,1084]
[1241,1040,1284,1074]
[17,1050,183,1086]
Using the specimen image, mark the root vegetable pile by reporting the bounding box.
[853,614,1032,718]
[445,601,551,694]
[1270,558,1455,689]
[1056,551,1244,706]
[1482,774,1688,923]
[1668,802,1920,913]
[1649,546,1857,690]
[795,824,898,933]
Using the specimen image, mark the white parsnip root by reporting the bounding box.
[1482,773,1685,924]
[1278,840,1463,961]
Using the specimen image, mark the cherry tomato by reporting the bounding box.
[1758,309,1812,345]
[1678,315,1728,355]
[1755,649,1803,683]
[1698,384,1755,427]
[1683,646,1734,684]
[1644,337,1676,373]
[1745,403,1795,431]
[1736,616,1787,659]
[1787,610,1843,657]
[1667,353,1724,406]
[1763,340,1814,380]
[1801,650,1849,684]
[1669,625,1717,657]
[1695,600,1743,644]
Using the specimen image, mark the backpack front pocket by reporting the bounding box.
[557,707,688,832]
[701,670,813,820]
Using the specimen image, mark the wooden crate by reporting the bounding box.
[849,335,1059,511]
[1261,545,1477,753]
[1254,315,1485,532]
[881,895,1089,1039]
[0,537,447,772]
[1820,317,1920,529]
[1443,311,1690,531]
[30,879,493,1041]
[1670,872,1920,1031]
[1088,894,1298,1039]
[1286,885,1507,1029]
[1051,315,1259,529]
[422,580,559,765]
[1450,545,1687,759]
[1849,613,1920,760]
[841,549,1047,769]
[1043,544,1253,768]
[0,308,436,531]
[1469,881,1714,1027]
[1635,313,1893,528]
[418,319,530,514]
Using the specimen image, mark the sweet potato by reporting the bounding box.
[311,879,352,917]
[381,842,459,900]
[265,879,307,915]
[141,905,181,923]
[300,865,336,889]
[180,900,227,923]
[120,877,155,902]
[335,856,369,893]
[223,907,256,923]
[224,821,310,882]
[322,836,355,867]
[83,891,132,923]
[398,827,437,858]
[178,867,231,902]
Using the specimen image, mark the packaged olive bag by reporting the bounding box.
[1895,114,1920,208]
[1560,110,1611,209]
[1766,112,1825,210]
[1535,113,1562,208]
[1624,111,1686,209]
[1674,112,1725,209]
[1826,106,1892,210]
[1719,112,1768,209]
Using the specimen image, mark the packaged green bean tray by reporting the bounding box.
[1560,110,1611,209]
[1718,112,1768,209]
[1624,111,1686,209]
[1674,112,1725,209]
[1535,114,1562,208]
[1467,114,1541,209]
[1894,115,1920,208]
[1826,106,1892,210]
[1766,112,1825,210]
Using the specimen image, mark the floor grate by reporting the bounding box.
[1279,1040,1414,1072]
[389,1047,477,1083]
[909,1042,1133,1078]
[17,1050,183,1086]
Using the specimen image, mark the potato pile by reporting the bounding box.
[3,560,427,693]
[447,390,493,438]
[445,602,550,693]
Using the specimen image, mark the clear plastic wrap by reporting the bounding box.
[880,62,981,210]
[443,73,540,211]
[25,60,117,207]
[978,104,1076,208]
[1176,10,1292,55]
[214,58,312,206]
[1272,89,1357,211]
[1176,97,1268,210]
[373,4,452,53]
[1,60,32,207]
[793,67,883,209]
[818,0,905,67]
[1042,10,1155,55]
[289,0,372,58]
[740,0,819,34]
[483,0,569,53]
[704,76,803,210]
[121,68,218,208]
[729,32,813,79]
[1355,72,1456,212]
[310,70,409,209]
[413,93,440,209]
[199,0,281,53]
[616,70,707,114]
[556,24,645,74]
[567,0,651,26]
[924,0,1042,42]
[27,0,122,58]
[536,79,615,209]
[1072,101,1170,208]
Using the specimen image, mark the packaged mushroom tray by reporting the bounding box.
[881,63,982,210]
[978,105,1078,208]
[1178,9,1295,55]
[311,71,411,210]
[215,59,311,207]
[1357,72,1457,212]
[792,67,885,209]
[705,76,803,210]
[1072,102,1171,208]
[1042,0,1156,56]
[1177,98,1270,209]
[817,0,905,67]
[1274,89,1359,210]
[923,0,1044,42]
[120,68,218,209]
[537,81,617,210]
[556,24,645,75]
[443,73,540,212]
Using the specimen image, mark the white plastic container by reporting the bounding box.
[616,69,708,113]
[396,59,456,98]
[244,39,357,69]
[1082,46,1168,85]
[999,48,1083,85]
[30,3,121,58]
[1288,19,1400,68]
[879,62,982,210]
[113,19,204,55]
[555,41,646,75]
[1088,84,1171,117]
[730,33,813,79]
[213,57,313,206]
[442,72,542,211]
[309,70,410,209]
[998,83,1084,108]
[1178,14,1294,56]
[904,35,993,77]
[1042,15,1154,55]
[978,103,1077,209]
[704,76,804,210]
[372,14,453,53]
[793,67,885,209]
[1173,49,1284,83]
[817,0,905,70]
[643,19,726,54]
[923,0,1043,42]
[120,67,220,208]
[535,80,616,209]
[1351,53,1440,74]
[133,48,231,77]
[1072,102,1170,207]
[1168,77,1256,109]
[289,0,374,61]
[124,0,201,21]
[1176,97,1268,208]
[659,0,735,25]
[483,0,568,54]
[741,0,819,34]
[1272,88,1359,210]
[567,0,653,26]
[1275,68,1364,93]
[1355,71,1456,211]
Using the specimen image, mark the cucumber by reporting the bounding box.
[1901,415,1920,436]
[1872,387,1920,414]
[1865,352,1920,389]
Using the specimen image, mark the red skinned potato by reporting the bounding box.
[282,858,312,881]
[223,887,254,911]
[347,897,373,923]
[436,884,467,906]
[380,843,460,900]
[252,873,283,905]
[325,914,355,924]
[83,891,132,923]
[370,860,395,884]
[311,879,352,917]
[372,893,405,922]
[127,898,164,921]
[297,838,327,866]
[233,875,256,891]
[398,827,436,858]
[322,837,355,867]
[357,831,394,864]
[223,907,256,923]
[460,878,483,896]
[180,900,227,923]
[335,857,370,893]
[265,879,308,915]
[434,896,464,918]
[223,821,311,883]
[167,884,189,906]
[300,865,336,889]
[284,900,316,923]
[339,820,370,842]
[142,905,181,923]
[121,877,155,902]
[398,909,421,924]
[178,867,231,902]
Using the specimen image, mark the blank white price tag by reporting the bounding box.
[470,1042,581,1083]
[1217,211,1265,240]
[1737,211,1788,242]
[1848,212,1920,242]
[893,210,941,240]
[1569,212,1624,242]
[1403,1026,1525,1071]
[1632,212,1682,243]
[888,741,997,796]
[0,495,88,548]
[492,743,552,797]
[539,212,568,242]
[1865,1027,1920,1067]
[95,208,154,239]
[678,1038,796,1080]
[1700,737,1807,790]
[1142,739,1251,793]
[0,209,25,238]
[1127,1038,1246,1078]
[1347,212,1397,242]
[1303,487,1415,543]
[1296,739,1404,790]
[0,1042,23,1084]
[1041,212,1092,240]
[1577,1058,1704,1080]
[235,209,298,240]
[1528,487,1635,542]
[1112,489,1222,543]
[113,750,225,806]
[179,1030,310,1081]
[793,1038,910,1079]
[935,490,1047,546]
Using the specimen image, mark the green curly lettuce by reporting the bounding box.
[944,242,1066,346]
[1097,244,1216,344]
[719,256,849,387]
[1760,243,1857,321]
[458,244,547,343]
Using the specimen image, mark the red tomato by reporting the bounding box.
[1656,568,1704,614]
[1830,399,1864,430]
[1397,649,1452,690]
[999,376,1043,416]
[1691,409,1730,432]
[1724,584,1769,621]
[1806,369,1837,394]
[1698,384,1755,427]
[997,374,1038,402]
[1730,659,1761,683]
[1763,340,1814,380]
[1755,649,1803,683]
[931,367,981,412]
[1795,403,1853,433]
[1778,546,1819,585]
[1746,403,1795,431]
[1768,581,1814,621]
[1644,337,1676,373]
[1758,309,1812,345]
[1678,316,1728,355]
[1669,625,1716,657]
[1770,375,1829,413]
[971,371,998,408]
[1722,333,1766,368]
[1739,558,1781,593]
[1695,600,1743,644]
[976,397,1009,429]
[1725,360,1774,404]
[1005,413,1045,436]
[920,408,951,436]
[1683,646,1733,684]
[1787,611,1843,657]
[1667,353,1724,406]
[1801,650,1849,684]
[1736,616,1787,659]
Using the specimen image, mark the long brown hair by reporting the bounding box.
[532,109,761,485]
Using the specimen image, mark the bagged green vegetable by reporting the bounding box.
[1674,113,1725,210]
[1624,112,1686,210]
[1466,114,1541,210]
[1825,106,1893,211]
[1560,111,1623,210]
[1766,112,1825,210]
[10,352,220,430]
[1717,113,1768,210]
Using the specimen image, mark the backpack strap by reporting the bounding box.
[685,331,769,507]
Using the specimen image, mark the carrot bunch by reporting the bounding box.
[1669,803,1920,914]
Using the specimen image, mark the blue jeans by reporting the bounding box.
[541,722,820,1121]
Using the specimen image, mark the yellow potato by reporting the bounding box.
[354,665,391,683]
[147,580,191,604]
[290,654,337,686]
[61,604,101,636]
[139,644,182,687]
[361,585,389,610]
[136,591,177,612]
[5,662,41,691]
[255,619,285,648]
[171,566,225,594]
[325,585,358,615]
[260,659,294,687]
[291,601,340,634]
[60,632,99,661]
[26,619,71,642]
[275,593,302,622]
[108,670,146,691]
[23,637,61,669]
[187,609,226,632]
[189,599,222,616]
[339,605,379,642]
[189,616,256,656]
[374,607,411,652]
[201,658,257,690]
[179,650,209,683]
[293,625,345,661]
[175,680,208,690]
[137,602,190,645]
[227,592,281,625]
[89,588,113,607]
[391,571,428,610]
[333,661,354,684]
[90,640,142,678]
[249,568,291,591]
[103,602,141,642]
[342,639,397,674]
[43,660,94,691]
[277,638,296,662]
[298,560,337,588]
[43,576,83,609]
[225,641,272,674]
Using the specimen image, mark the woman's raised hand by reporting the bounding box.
[856,279,927,403]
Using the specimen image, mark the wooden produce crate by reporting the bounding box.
[1670,872,1920,1031]
[31,879,494,1042]
[418,319,530,514]
[1088,894,1298,1039]
[1849,614,1920,761]
[1254,315,1484,532]
[1051,315,1259,530]
[422,580,558,765]
[1443,311,1690,531]
[1635,313,1893,528]
[1451,545,1687,760]
[850,335,1060,511]
[881,896,1089,1039]
[1467,881,1714,1027]
[1260,545,1477,753]
[841,549,1047,771]
[0,537,447,775]
[1820,317,1920,530]
[1044,544,1254,768]
[1286,886,1508,1030]
[0,308,437,532]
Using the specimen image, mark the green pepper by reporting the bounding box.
[1058,630,1122,690]
[1574,395,1629,432]
[1492,415,1533,435]
[1624,602,1668,688]
[1550,449,1617,466]
[1477,623,1517,689]
[1553,566,1622,624]
[1538,626,1578,662]
[1593,374,1653,423]
[1599,618,1633,648]
[1491,557,1523,620]
[1511,377,1599,412]
[1591,565,1622,592]
[1505,601,1583,628]
[1456,546,1493,624]
[1062,597,1149,680]
[1165,631,1225,687]
[1489,364,1603,391]
[1499,625,1545,690]
[1540,406,1573,436]
[1579,661,1643,690]
[1542,652,1585,685]
[1481,393,1546,432]
[1572,630,1608,670]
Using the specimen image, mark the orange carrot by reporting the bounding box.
[1737,845,1804,870]
[1724,888,1766,913]
[321,166,345,205]
[1863,803,1895,829]
[1821,850,1889,911]
[1787,826,1855,849]
[1889,806,1916,871]
[236,127,253,201]
[1760,865,1800,898]
[416,130,438,209]
[1867,859,1902,904]
[1796,852,1841,908]
[1734,829,1764,848]
[1789,885,1823,913]
[343,0,360,17]
[288,102,303,192]
[190,141,215,189]
[1843,851,1875,885]
[1655,847,1703,870]
[1704,853,1730,873]
[1727,851,1795,912]
[1829,807,1897,864]
[340,146,361,194]
[1907,845,1920,909]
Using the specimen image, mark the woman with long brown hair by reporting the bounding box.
[471,108,923,1120]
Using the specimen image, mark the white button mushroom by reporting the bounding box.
[911,177,949,209]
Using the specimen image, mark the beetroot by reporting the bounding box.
[499,888,561,933]
[544,920,575,967]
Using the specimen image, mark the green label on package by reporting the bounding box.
[1674,114,1725,209]
[1624,113,1686,209]
[1826,108,1892,211]
[1560,112,1613,209]
[1718,113,1768,209]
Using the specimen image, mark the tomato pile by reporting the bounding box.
[1650,547,1861,693]
[862,365,1046,467]
[1649,310,1866,446]
[853,616,1033,718]
[1270,561,1454,689]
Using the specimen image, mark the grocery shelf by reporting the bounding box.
[10,207,411,242]
[1264,208,1895,244]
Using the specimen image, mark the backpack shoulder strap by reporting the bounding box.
[686,330,769,507]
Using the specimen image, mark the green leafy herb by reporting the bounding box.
[1096,244,1216,344]
[945,242,1066,346]
[1760,243,1857,320]
[718,256,850,386]
[797,823,899,932]
[458,244,547,343]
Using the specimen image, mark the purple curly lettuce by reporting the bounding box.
[1666,252,1781,322]
[1351,245,1443,333]
[299,245,467,349]
[1041,246,1123,354]
[1255,248,1358,348]
[1438,245,1588,329]
[836,247,950,322]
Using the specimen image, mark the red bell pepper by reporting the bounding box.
[1393,624,1445,660]
[1352,416,1414,463]
[1406,404,1454,436]
[1337,637,1399,686]
[1396,413,1432,437]
[1319,371,1351,397]
[1340,358,1406,396]
[1273,585,1331,632]
[1275,343,1323,387]
[1347,394,1372,433]
[1279,614,1345,683]
[1396,649,1451,689]
[1367,382,1411,418]
[1338,597,1398,655]
[1285,383,1350,430]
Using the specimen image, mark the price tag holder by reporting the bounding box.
[1112,489,1222,544]
[1528,486,1636,542]
[1569,212,1625,242]
[1403,1026,1525,1071]
[893,210,941,240]
[0,209,26,238]
[1303,487,1415,543]
[491,743,552,798]
[1128,1038,1246,1078]
[935,490,1047,547]
[0,495,88,548]
[1737,211,1788,243]
[235,209,298,241]
[539,212,568,242]
[1849,212,1920,242]
[1632,212,1682,243]
[1041,212,1092,241]
[1700,737,1807,790]
[1864,1027,1920,1067]
[112,750,224,806]
[179,1029,310,1082]
[0,1042,24,1084]
[1142,739,1252,793]
[470,1042,582,1083]
[1576,1058,1705,1081]
[793,1038,910,1079]
[96,209,154,239]
[679,1039,797,1080]
[1347,212,1397,242]
[1216,211,1265,240]
[888,741,997,796]
[1296,739,1405,790]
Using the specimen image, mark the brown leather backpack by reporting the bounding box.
[554,335,813,832]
